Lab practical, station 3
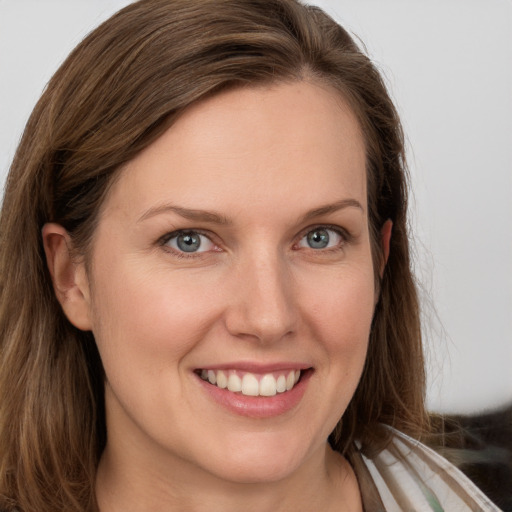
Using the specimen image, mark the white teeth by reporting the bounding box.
[259,374,277,396]
[227,373,242,392]
[286,371,295,391]
[216,370,228,389]
[276,374,286,393]
[241,373,259,396]
[200,369,304,396]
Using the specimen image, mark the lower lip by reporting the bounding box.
[196,371,311,418]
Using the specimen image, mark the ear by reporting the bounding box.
[379,219,392,277]
[42,223,92,331]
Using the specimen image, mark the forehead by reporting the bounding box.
[101,81,367,223]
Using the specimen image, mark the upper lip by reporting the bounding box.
[195,362,312,373]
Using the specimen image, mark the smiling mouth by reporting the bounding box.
[196,369,306,397]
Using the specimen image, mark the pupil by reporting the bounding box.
[307,229,329,249]
[177,233,201,252]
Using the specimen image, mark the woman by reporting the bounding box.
[0,0,501,510]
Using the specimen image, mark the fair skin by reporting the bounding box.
[44,81,390,511]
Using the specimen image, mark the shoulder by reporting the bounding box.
[351,427,503,511]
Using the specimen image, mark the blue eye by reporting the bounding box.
[165,231,215,253]
[298,227,343,250]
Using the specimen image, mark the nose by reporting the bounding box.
[224,250,298,344]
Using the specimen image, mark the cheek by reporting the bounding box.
[302,265,376,346]
[89,256,225,365]
[295,262,376,432]
[87,259,228,431]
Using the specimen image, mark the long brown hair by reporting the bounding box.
[0,0,427,510]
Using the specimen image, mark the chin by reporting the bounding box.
[197,431,315,484]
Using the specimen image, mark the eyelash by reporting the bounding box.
[158,229,218,259]
[295,224,351,253]
[158,225,351,259]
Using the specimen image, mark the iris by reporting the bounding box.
[307,229,330,249]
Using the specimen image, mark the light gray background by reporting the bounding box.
[1,0,511,414]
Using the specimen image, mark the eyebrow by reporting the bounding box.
[138,204,231,225]
[137,198,363,225]
[299,198,364,223]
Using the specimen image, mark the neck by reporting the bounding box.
[95,440,362,512]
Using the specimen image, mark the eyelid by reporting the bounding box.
[298,224,351,240]
[295,224,351,250]
[158,224,351,257]
[158,229,221,256]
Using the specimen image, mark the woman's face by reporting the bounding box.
[83,81,377,483]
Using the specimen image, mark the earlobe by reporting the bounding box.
[42,223,92,331]
[379,219,392,277]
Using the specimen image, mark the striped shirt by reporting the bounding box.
[349,429,503,511]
